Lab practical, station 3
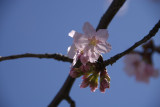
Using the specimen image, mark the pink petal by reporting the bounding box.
[91,52,100,61]
[75,35,89,50]
[86,49,99,63]
[145,64,159,78]
[96,29,109,42]
[80,55,89,65]
[70,68,78,78]
[124,65,135,76]
[83,22,96,34]
[100,78,110,93]
[137,62,146,74]
[80,78,90,88]
[73,32,82,43]
[145,64,155,75]
[152,69,159,78]
[124,53,159,83]
[67,44,76,58]
[87,50,95,63]
[96,42,111,53]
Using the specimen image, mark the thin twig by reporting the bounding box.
[0,53,73,63]
[103,20,160,66]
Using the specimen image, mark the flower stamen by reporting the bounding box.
[89,36,98,46]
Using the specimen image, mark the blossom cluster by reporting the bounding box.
[124,53,159,83]
[70,62,110,92]
[67,22,111,92]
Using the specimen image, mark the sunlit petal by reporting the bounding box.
[83,22,96,34]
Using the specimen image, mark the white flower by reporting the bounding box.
[67,22,111,65]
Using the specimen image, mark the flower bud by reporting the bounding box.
[100,78,110,93]
[89,73,99,92]
[69,68,82,78]
[90,78,98,92]
[100,70,110,93]
[80,78,90,88]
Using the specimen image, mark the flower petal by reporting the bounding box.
[68,30,76,38]
[80,55,89,65]
[97,42,111,53]
[73,32,82,43]
[96,29,109,42]
[152,69,159,78]
[75,35,89,50]
[86,49,99,63]
[67,44,76,58]
[83,22,96,34]
[68,30,82,42]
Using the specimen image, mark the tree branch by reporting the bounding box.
[96,0,126,30]
[0,53,73,63]
[48,0,127,107]
[0,0,126,64]
[65,96,75,107]
[48,60,81,107]
[48,75,75,107]
[103,20,160,66]
[1,0,158,106]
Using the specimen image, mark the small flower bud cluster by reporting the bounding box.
[80,71,99,92]
[70,63,92,78]
[70,62,110,93]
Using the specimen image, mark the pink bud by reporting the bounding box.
[80,78,90,88]
[79,65,90,73]
[100,70,110,81]
[69,68,81,78]
[100,78,110,93]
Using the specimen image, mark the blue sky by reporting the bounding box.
[0,0,160,107]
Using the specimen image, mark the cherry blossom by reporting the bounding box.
[68,22,111,93]
[67,22,111,65]
[75,22,111,63]
[124,53,159,83]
